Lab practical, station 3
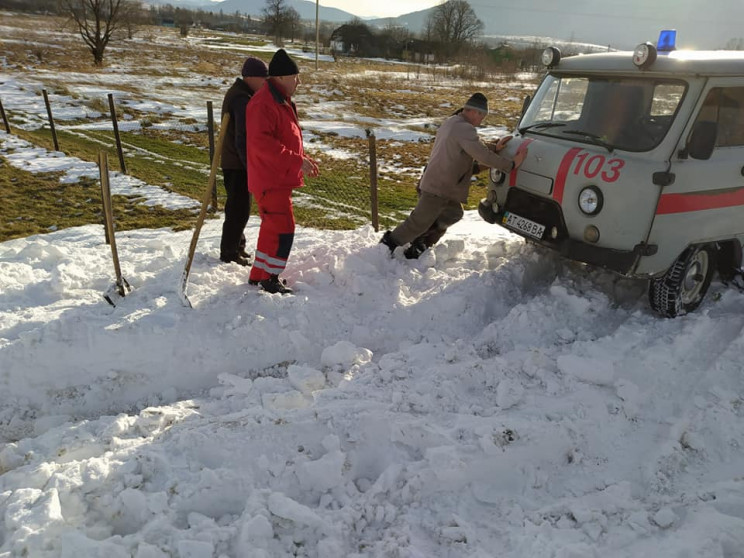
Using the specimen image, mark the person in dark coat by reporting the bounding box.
[244,49,319,294]
[219,56,268,266]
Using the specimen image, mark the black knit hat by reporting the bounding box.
[269,49,299,77]
[464,92,488,113]
[241,56,268,77]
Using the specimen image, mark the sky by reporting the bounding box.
[318,0,440,18]
[2,27,744,558]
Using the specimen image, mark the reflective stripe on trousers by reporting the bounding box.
[248,189,295,282]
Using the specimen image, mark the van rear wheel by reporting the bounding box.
[648,244,716,318]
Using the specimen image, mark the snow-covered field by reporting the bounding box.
[2,15,744,558]
[3,201,744,557]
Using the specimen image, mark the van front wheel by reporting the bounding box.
[648,244,716,318]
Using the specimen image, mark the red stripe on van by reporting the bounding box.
[656,188,744,214]
[508,139,534,187]
[553,147,583,204]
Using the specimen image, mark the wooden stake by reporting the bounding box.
[42,89,59,152]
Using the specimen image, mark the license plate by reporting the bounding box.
[502,211,545,239]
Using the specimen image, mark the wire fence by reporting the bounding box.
[0,89,400,233]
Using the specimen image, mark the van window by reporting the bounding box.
[695,87,744,147]
[520,75,685,152]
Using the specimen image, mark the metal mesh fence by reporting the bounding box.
[0,90,389,231]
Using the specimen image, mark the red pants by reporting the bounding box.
[249,189,295,282]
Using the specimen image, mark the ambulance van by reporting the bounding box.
[478,31,744,317]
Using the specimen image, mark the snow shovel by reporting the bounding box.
[179,112,230,308]
[99,151,132,307]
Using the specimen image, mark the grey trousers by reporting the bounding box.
[391,191,464,247]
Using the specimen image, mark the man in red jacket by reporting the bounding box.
[245,49,319,294]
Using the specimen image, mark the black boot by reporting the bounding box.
[380,230,397,255]
[220,252,251,266]
[403,238,426,260]
[238,235,250,259]
[259,275,293,295]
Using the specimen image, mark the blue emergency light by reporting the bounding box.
[657,29,677,52]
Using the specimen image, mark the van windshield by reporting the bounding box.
[519,75,686,152]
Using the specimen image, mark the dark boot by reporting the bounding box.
[259,275,293,295]
[238,234,249,259]
[380,230,397,255]
[420,226,447,248]
[403,238,427,260]
[220,253,251,266]
[249,277,286,287]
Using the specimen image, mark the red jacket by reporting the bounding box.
[245,79,305,195]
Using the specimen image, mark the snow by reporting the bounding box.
[2,159,744,555]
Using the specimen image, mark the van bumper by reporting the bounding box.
[559,239,639,275]
[478,197,643,275]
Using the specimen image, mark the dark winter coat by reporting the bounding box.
[244,78,305,195]
[220,78,256,170]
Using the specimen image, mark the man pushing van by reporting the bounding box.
[380,92,527,259]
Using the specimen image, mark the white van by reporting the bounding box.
[479,32,744,317]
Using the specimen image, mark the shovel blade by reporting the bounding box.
[103,277,132,307]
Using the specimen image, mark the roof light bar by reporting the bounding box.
[657,29,677,53]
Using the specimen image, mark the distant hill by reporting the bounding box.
[194,0,357,23]
[144,0,744,50]
[368,0,744,50]
[367,5,431,32]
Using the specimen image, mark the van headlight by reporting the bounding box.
[578,186,603,215]
[489,168,506,185]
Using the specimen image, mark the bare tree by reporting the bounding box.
[285,7,301,44]
[121,1,148,40]
[60,0,130,66]
[262,0,291,46]
[426,0,483,60]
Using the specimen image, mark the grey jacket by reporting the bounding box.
[420,113,513,203]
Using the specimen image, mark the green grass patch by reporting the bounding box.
[293,206,362,230]
[204,37,269,49]
[11,127,219,203]
[0,157,202,242]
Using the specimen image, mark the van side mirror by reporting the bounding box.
[521,95,531,118]
[684,120,717,160]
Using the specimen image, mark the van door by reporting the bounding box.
[642,81,744,275]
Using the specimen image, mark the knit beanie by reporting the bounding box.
[241,56,268,77]
[464,92,488,113]
[269,49,299,76]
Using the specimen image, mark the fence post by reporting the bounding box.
[41,89,59,152]
[0,98,9,134]
[207,101,218,211]
[367,129,379,232]
[108,93,127,174]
